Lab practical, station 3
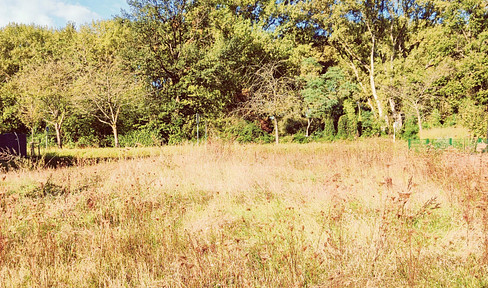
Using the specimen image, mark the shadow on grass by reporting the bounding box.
[38,153,124,168]
[1,153,139,171]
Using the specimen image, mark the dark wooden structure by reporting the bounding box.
[0,133,27,157]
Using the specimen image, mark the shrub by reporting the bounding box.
[292,132,309,143]
[401,116,419,139]
[222,119,273,144]
[75,135,100,148]
[360,111,382,137]
[459,99,488,137]
[427,108,442,128]
[343,100,358,137]
[324,117,336,137]
[119,129,162,147]
[337,115,349,139]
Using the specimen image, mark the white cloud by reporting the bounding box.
[0,0,100,28]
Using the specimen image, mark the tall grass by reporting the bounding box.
[0,139,487,287]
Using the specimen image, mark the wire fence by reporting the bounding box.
[408,138,488,152]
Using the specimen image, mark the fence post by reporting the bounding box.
[408,139,411,149]
[449,138,452,146]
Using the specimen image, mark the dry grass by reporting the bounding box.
[0,139,488,287]
[419,126,471,139]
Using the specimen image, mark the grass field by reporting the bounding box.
[419,126,471,139]
[1,139,488,287]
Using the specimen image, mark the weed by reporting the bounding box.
[0,140,487,286]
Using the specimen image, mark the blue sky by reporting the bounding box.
[0,0,131,29]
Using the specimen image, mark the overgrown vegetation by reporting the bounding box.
[1,0,487,146]
[0,140,488,286]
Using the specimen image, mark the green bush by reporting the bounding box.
[427,108,442,128]
[401,116,419,139]
[337,115,349,139]
[119,129,162,147]
[292,132,309,143]
[360,111,382,137]
[318,117,336,141]
[459,99,488,137]
[343,100,358,137]
[223,119,273,144]
[75,135,100,148]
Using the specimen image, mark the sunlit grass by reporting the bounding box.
[1,139,488,287]
[419,126,471,139]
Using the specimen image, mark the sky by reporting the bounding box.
[0,0,131,29]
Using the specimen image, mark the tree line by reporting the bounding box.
[0,0,487,147]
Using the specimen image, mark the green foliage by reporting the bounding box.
[119,129,162,147]
[321,117,336,140]
[223,119,273,144]
[292,132,309,143]
[427,109,442,128]
[401,116,420,140]
[360,111,382,137]
[343,100,357,137]
[0,0,487,145]
[459,99,488,137]
[0,86,24,133]
[302,64,355,122]
[337,115,349,139]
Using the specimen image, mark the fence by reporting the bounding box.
[408,138,488,152]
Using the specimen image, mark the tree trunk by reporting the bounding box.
[369,37,383,120]
[306,118,312,137]
[415,106,423,136]
[389,98,402,129]
[273,117,279,144]
[55,123,62,149]
[112,124,119,148]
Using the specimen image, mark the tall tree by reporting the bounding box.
[241,61,301,144]
[74,59,145,148]
[309,0,439,126]
[13,59,74,148]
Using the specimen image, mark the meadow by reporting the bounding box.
[1,139,488,287]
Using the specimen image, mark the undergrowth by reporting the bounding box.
[0,139,487,287]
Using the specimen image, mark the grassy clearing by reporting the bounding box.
[1,139,488,287]
[419,126,471,139]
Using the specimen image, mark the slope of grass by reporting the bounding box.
[419,126,471,139]
[1,139,488,287]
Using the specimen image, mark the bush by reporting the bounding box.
[222,118,273,144]
[119,129,162,147]
[292,132,309,143]
[343,100,358,137]
[75,135,100,148]
[401,116,419,139]
[337,115,349,139]
[427,108,442,128]
[323,117,336,139]
[459,99,488,137]
[360,111,382,137]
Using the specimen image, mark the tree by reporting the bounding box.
[241,61,301,144]
[14,59,74,148]
[309,0,439,127]
[387,33,455,135]
[0,24,55,133]
[301,59,357,135]
[74,60,145,148]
